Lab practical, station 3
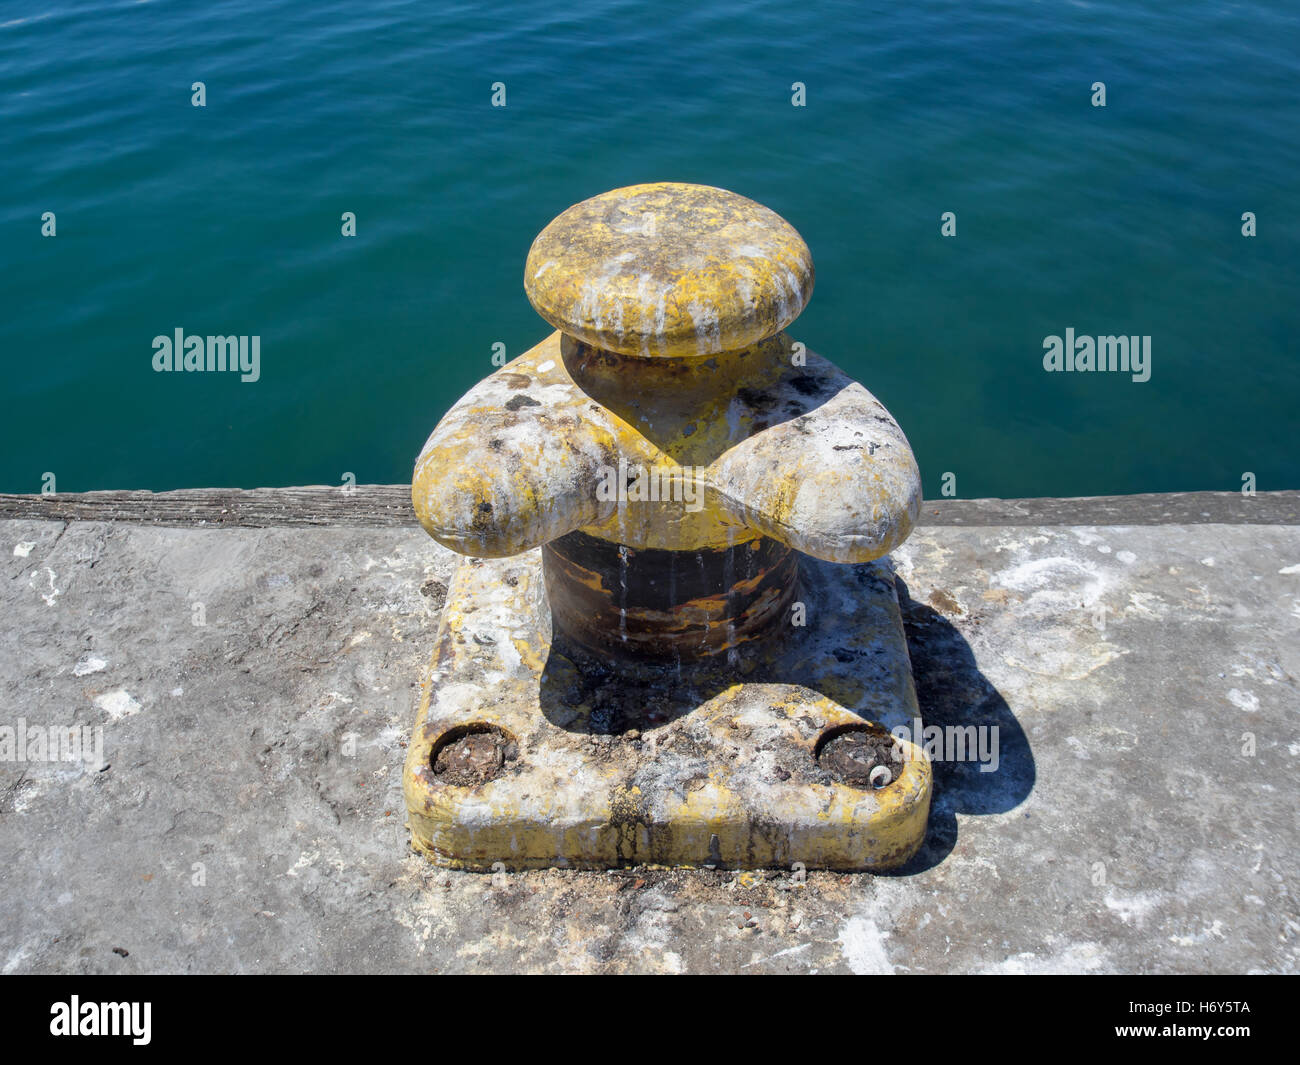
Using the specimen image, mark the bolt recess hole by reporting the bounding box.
[815,725,904,789]
[430,724,518,786]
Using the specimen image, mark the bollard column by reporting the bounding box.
[405,183,932,871]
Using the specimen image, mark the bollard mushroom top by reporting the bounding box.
[524,183,814,358]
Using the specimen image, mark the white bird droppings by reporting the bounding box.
[1227,688,1259,712]
[73,656,107,677]
[94,690,142,720]
[837,916,894,974]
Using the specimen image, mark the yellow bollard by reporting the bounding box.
[405,183,930,871]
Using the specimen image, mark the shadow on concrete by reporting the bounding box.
[879,577,1035,875]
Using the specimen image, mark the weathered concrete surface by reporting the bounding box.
[2,485,1295,528]
[1,505,1297,973]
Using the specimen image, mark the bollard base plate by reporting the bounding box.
[403,550,931,871]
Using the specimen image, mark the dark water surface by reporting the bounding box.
[2,0,1296,497]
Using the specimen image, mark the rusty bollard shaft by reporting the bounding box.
[412,182,922,662]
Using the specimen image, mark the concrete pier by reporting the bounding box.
[1,487,1296,973]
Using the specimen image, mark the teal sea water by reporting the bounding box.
[2,0,1297,498]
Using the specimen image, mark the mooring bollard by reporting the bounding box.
[405,183,932,871]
